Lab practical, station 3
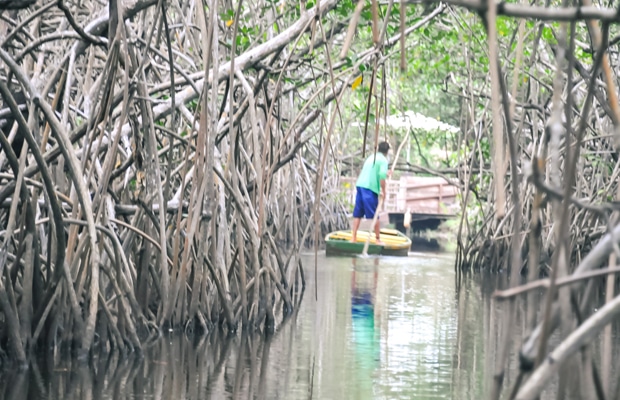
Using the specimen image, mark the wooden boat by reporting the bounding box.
[325,228,411,257]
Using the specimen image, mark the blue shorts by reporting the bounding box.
[353,187,379,219]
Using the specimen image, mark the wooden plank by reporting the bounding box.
[398,176,458,216]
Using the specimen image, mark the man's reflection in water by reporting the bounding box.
[350,257,380,377]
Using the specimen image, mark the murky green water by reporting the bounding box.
[0,251,527,399]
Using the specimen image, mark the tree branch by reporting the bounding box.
[425,0,620,22]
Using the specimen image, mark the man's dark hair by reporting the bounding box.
[378,141,390,155]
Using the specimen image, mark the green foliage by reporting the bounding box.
[187,98,198,113]
[541,26,557,44]
[342,7,471,128]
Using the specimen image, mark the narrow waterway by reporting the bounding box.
[0,251,541,399]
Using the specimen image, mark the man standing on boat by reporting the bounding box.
[351,141,390,244]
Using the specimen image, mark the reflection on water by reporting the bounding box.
[350,258,380,398]
[0,252,541,399]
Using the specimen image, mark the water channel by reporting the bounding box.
[0,251,546,399]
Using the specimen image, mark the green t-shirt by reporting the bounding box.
[356,152,388,194]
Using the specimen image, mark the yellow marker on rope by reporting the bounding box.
[352,75,363,91]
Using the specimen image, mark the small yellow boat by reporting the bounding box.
[325,228,411,257]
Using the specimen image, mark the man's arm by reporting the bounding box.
[378,158,388,197]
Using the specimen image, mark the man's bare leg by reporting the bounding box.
[374,219,384,245]
[351,217,361,242]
